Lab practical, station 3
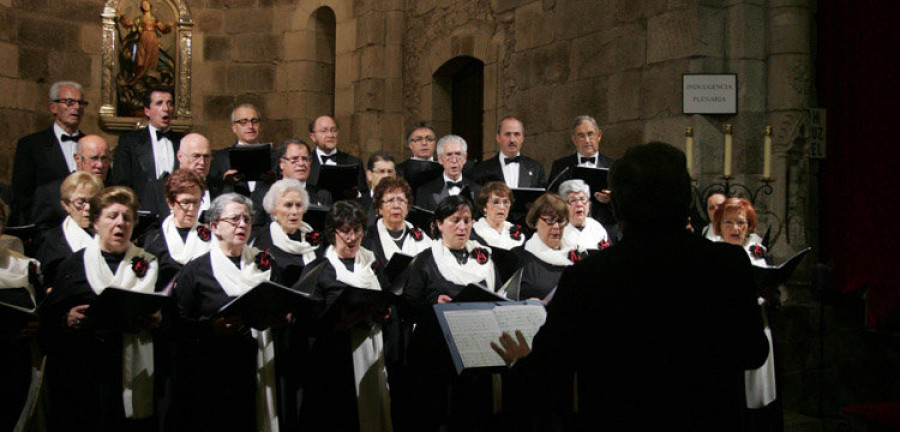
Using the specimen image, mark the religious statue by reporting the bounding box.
[116,0,176,116]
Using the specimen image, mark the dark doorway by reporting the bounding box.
[433,56,484,161]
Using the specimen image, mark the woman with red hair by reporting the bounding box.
[714,197,767,266]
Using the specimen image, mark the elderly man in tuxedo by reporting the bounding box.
[415,134,481,211]
[111,85,182,200]
[11,80,88,225]
[140,133,213,220]
[473,116,546,188]
[306,115,368,199]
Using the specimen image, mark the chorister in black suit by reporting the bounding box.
[10,127,75,225]
[548,152,617,233]
[111,127,183,200]
[472,153,546,188]
[308,150,369,200]
[414,177,482,212]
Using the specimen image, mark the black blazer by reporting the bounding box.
[10,127,73,225]
[308,150,368,199]
[414,176,481,212]
[111,128,182,200]
[30,179,67,232]
[472,153,546,188]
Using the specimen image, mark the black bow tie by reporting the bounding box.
[60,133,83,143]
[321,154,336,163]
[580,156,596,164]
[155,129,172,141]
[446,180,463,189]
[504,156,521,165]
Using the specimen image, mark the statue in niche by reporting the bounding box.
[116,0,176,116]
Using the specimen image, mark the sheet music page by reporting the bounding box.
[443,309,505,368]
[494,304,547,347]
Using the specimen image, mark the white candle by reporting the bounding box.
[685,127,694,178]
[724,124,732,177]
[763,126,772,179]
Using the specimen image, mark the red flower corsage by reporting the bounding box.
[306,231,323,246]
[131,256,149,278]
[196,225,211,241]
[599,240,611,250]
[749,244,766,258]
[255,250,272,271]
[28,261,40,286]
[568,249,584,263]
[410,227,425,241]
[510,224,523,240]
[470,247,490,265]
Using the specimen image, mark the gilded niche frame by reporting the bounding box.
[99,0,193,132]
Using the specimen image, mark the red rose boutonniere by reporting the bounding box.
[132,256,149,278]
[510,224,523,241]
[410,227,425,241]
[197,225,211,241]
[470,247,490,265]
[255,250,272,271]
[306,231,323,246]
[749,244,767,258]
[568,249,584,263]
[599,240,611,250]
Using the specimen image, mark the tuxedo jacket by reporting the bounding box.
[549,152,616,225]
[472,153,546,188]
[308,150,368,199]
[414,176,481,212]
[111,128,182,201]
[11,127,73,225]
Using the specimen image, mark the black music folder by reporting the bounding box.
[752,247,812,288]
[383,253,415,290]
[229,143,273,181]
[218,281,315,331]
[510,188,545,216]
[401,160,444,191]
[434,300,547,373]
[490,248,524,284]
[318,164,362,201]
[406,206,434,232]
[304,205,329,232]
[0,287,38,326]
[573,166,609,195]
[87,287,171,329]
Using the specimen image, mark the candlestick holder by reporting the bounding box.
[692,176,774,207]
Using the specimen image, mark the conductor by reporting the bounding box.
[492,142,769,431]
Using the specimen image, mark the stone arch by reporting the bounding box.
[432,56,485,160]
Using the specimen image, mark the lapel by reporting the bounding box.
[487,155,503,180]
[41,128,71,177]
[309,152,322,185]
[518,158,537,187]
[137,129,156,176]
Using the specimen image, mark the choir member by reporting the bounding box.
[516,193,585,300]
[0,198,42,431]
[469,181,525,250]
[171,193,285,431]
[558,179,610,251]
[403,195,500,432]
[39,186,162,432]
[35,171,103,292]
[714,197,767,266]
[362,177,431,269]
[300,200,392,432]
[140,168,211,290]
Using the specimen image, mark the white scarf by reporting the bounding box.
[161,215,211,265]
[376,219,431,261]
[62,215,93,252]
[82,236,159,419]
[324,245,392,432]
[208,239,279,432]
[745,298,776,408]
[562,218,608,251]
[430,240,496,293]
[0,248,35,292]
[523,234,580,267]
[471,218,524,250]
[268,221,318,265]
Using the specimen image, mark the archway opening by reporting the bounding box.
[307,6,336,117]
[433,56,484,161]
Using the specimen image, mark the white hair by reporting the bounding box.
[262,179,310,216]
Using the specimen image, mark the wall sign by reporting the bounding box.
[683,74,738,114]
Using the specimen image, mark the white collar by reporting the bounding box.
[472,218,524,250]
[430,240,496,293]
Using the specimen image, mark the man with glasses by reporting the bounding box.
[11,80,89,225]
[415,134,481,211]
[360,151,398,224]
[306,115,368,199]
[472,116,546,188]
[32,135,112,230]
[111,85,182,201]
[140,133,214,220]
[276,138,332,206]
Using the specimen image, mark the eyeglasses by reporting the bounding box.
[217,214,252,226]
[383,197,408,207]
[488,199,511,208]
[232,118,260,126]
[315,127,339,134]
[67,198,90,209]
[411,136,436,144]
[539,216,567,227]
[722,220,748,228]
[567,197,589,205]
[281,156,310,164]
[574,131,598,141]
[175,198,203,210]
[54,98,89,107]
[78,154,112,164]
[336,227,363,240]
[441,152,464,161]
[188,153,211,162]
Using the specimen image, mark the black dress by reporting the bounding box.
[514,247,569,300]
[140,225,212,292]
[0,252,41,431]
[402,248,502,432]
[251,224,323,287]
[39,249,163,432]
[170,253,258,432]
[35,224,84,296]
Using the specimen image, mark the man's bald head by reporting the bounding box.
[177,133,212,179]
[75,135,111,179]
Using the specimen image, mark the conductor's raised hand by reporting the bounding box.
[490,330,531,366]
